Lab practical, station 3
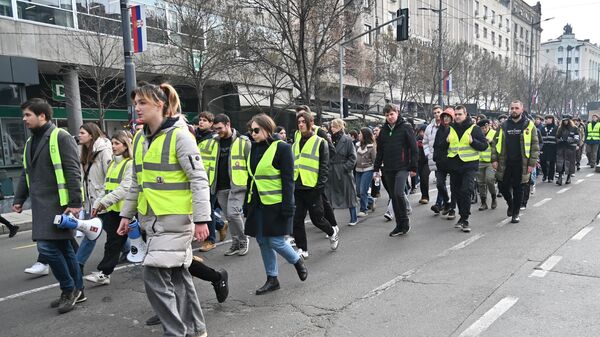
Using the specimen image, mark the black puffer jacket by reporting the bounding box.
[374,117,418,172]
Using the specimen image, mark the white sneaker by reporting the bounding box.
[329,226,340,250]
[357,211,368,218]
[531,186,536,195]
[84,271,111,285]
[285,236,296,247]
[297,249,309,259]
[348,221,358,226]
[24,262,49,275]
[383,212,393,222]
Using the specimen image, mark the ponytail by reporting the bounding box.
[159,83,181,117]
[131,81,181,118]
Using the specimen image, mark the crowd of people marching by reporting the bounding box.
[6,81,600,337]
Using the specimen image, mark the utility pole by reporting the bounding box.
[120,0,137,125]
[528,17,554,115]
[418,2,446,107]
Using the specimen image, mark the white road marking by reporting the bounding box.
[459,296,519,337]
[438,234,485,257]
[574,179,584,185]
[571,227,594,241]
[11,243,37,250]
[529,255,563,278]
[557,187,571,194]
[586,173,594,177]
[496,217,512,228]
[533,198,552,207]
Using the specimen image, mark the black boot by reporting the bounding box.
[212,269,229,303]
[294,257,308,281]
[255,276,280,295]
[556,174,563,186]
[565,175,571,184]
[478,198,488,211]
[491,197,497,209]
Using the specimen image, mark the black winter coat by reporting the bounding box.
[374,117,418,172]
[244,139,295,237]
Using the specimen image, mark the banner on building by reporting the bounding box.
[443,70,452,94]
[131,5,147,53]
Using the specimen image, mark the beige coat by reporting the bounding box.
[120,117,211,268]
[83,137,113,214]
[92,155,133,211]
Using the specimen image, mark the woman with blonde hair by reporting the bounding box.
[326,118,358,225]
[117,82,211,337]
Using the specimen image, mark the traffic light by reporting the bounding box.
[396,8,409,41]
[343,98,350,118]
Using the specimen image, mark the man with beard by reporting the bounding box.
[492,100,540,224]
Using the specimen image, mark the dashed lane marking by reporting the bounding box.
[574,179,584,185]
[533,198,552,207]
[529,255,563,278]
[571,227,594,241]
[556,187,571,194]
[586,173,594,177]
[496,217,512,228]
[11,243,37,250]
[438,234,485,257]
[459,296,519,337]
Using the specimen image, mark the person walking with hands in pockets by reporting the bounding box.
[117,82,211,337]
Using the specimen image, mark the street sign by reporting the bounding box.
[51,80,65,101]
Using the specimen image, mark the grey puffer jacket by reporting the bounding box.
[120,116,211,268]
[82,137,112,214]
[92,155,133,212]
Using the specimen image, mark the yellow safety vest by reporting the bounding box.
[479,129,496,163]
[198,139,217,186]
[495,121,535,158]
[587,123,600,141]
[199,136,248,188]
[293,133,322,187]
[447,125,480,162]
[23,127,70,206]
[247,140,282,205]
[104,158,132,212]
[133,128,192,215]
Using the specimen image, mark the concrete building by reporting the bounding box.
[473,0,512,63]
[510,0,542,73]
[540,24,600,83]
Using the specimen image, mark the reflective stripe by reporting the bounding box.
[297,164,319,173]
[447,125,479,162]
[254,175,280,180]
[142,181,191,190]
[258,190,281,196]
[142,162,182,171]
[247,140,282,205]
[293,134,322,187]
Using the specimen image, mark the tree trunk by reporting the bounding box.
[96,85,104,131]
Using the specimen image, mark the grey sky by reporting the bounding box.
[525,0,600,45]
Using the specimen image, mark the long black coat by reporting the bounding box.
[14,123,82,241]
[326,132,357,209]
[244,140,295,237]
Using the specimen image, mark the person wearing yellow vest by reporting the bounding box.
[243,114,307,295]
[475,119,497,211]
[80,130,133,285]
[491,100,540,224]
[584,114,600,168]
[203,113,251,257]
[13,98,83,314]
[117,83,211,337]
[195,111,228,252]
[293,111,339,259]
[444,105,488,232]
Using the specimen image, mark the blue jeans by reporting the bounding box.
[76,236,96,266]
[207,194,225,243]
[355,170,374,212]
[530,167,537,186]
[255,209,299,277]
[37,240,83,291]
[349,207,357,222]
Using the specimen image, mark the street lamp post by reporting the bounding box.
[418,1,446,108]
[120,0,137,125]
[563,43,585,115]
[528,17,554,115]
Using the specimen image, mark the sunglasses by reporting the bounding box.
[251,128,261,134]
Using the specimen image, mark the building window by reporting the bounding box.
[506,38,509,49]
[575,57,579,64]
[499,35,502,47]
[525,30,529,42]
[0,118,28,167]
[17,1,74,27]
[1,0,12,17]
[491,10,495,24]
[475,23,479,38]
[506,18,510,31]
[558,58,563,64]
[574,70,579,77]
[520,26,523,38]
[363,24,372,45]
[558,46,563,52]
[499,15,503,27]
[475,1,479,15]
[483,5,488,19]
[567,57,571,64]
[492,31,495,45]
[483,27,487,38]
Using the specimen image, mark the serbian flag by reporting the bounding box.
[443,70,452,94]
[131,5,147,53]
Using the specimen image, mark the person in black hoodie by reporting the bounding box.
[444,106,488,232]
[539,115,557,182]
[433,107,457,219]
[374,104,418,237]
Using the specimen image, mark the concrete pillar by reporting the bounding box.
[62,66,83,135]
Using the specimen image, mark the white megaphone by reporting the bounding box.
[54,214,103,241]
[127,220,147,263]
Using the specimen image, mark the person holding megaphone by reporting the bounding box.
[117,82,211,337]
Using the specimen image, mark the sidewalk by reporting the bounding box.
[0,196,31,235]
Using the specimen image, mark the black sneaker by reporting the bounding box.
[431,204,441,215]
[145,315,161,326]
[507,207,513,217]
[454,219,464,228]
[511,215,520,223]
[441,205,450,215]
[389,224,410,237]
[447,209,456,220]
[58,289,81,314]
[8,225,19,238]
[76,289,87,304]
[51,289,85,308]
[212,269,229,303]
[461,221,471,233]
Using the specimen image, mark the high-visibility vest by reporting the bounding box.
[495,121,535,158]
[199,136,248,188]
[198,139,217,186]
[293,134,322,187]
[479,129,496,163]
[247,140,282,205]
[133,128,192,215]
[23,127,70,206]
[587,122,600,141]
[447,124,480,162]
[104,158,132,212]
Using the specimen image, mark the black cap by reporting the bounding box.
[562,115,573,120]
[477,119,491,127]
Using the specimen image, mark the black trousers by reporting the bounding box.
[97,211,128,275]
[321,192,338,227]
[188,258,220,283]
[293,189,334,251]
[0,215,16,230]
[418,162,430,199]
[541,151,556,180]
[382,170,410,229]
[499,162,525,216]
[449,167,477,220]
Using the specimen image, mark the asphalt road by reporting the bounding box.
[1,166,599,337]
